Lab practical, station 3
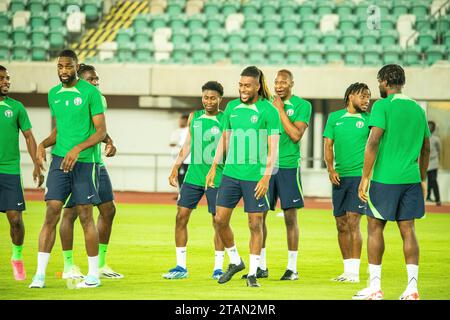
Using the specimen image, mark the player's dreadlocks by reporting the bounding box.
[240,66,271,101]
[377,64,405,87]
[344,82,370,106]
[77,63,96,77]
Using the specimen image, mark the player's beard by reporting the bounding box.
[59,73,77,84]
[240,94,255,104]
[380,88,387,98]
[354,104,366,113]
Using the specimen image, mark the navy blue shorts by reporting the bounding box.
[332,176,366,217]
[216,175,269,213]
[177,182,218,215]
[367,181,425,221]
[0,173,25,212]
[65,165,114,208]
[268,167,304,211]
[45,156,100,206]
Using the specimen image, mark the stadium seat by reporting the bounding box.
[392,0,410,18]
[411,2,430,18]
[210,43,229,63]
[229,43,247,64]
[241,1,260,16]
[416,16,433,31]
[166,0,185,16]
[169,13,186,30]
[0,40,11,60]
[417,30,437,50]
[12,27,29,43]
[0,12,11,27]
[268,44,286,65]
[203,1,220,15]
[205,14,224,31]
[172,42,190,63]
[226,30,246,46]
[222,1,239,16]
[187,14,205,31]
[363,44,382,66]
[379,30,399,46]
[246,28,264,46]
[135,42,154,63]
[300,16,319,32]
[298,1,315,19]
[361,29,380,46]
[0,25,11,43]
[341,30,359,46]
[247,43,267,64]
[426,45,446,65]
[284,29,303,45]
[209,28,226,44]
[383,44,402,64]
[322,30,341,46]
[324,43,344,64]
[12,40,30,61]
[262,15,280,31]
[135,27,153,44]
[49,29,66,49]
[30,12,48,28]
[31,26,49,45]
[305,43,325,65]
[191,43,210,64]
[84,0,102,23]
[266,29,284,45]
[303,29,321,45]
[444,30,450,47]
[339,15,357,32]
[335,0,354,17]
[435,15,450,33]
[380,15,396,31]
[281,15,300,32]
[10,0,26,14]
[403,45,422,65]
[149,14,168,29]
[47,0,64,15]
[344,44,363,65]
[261,1,278,17]
[31,41,49,61]
[48,12,66,30]
[243,14,262,30]
[286,43,305,65]
[117,41,135,63]
[189,28,207,45]
[29,0,46,13]
[316,1,335,16]
[172,28,189,44]
[116,28,134,45]
[133,14,150,30]
[280,1,297,17]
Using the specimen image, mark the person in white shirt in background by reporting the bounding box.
[170,113,191,198]
[427,121,442,207]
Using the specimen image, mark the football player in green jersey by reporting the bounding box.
[0,65,44,281]
[163,81,226,280]
[353,65,430,301]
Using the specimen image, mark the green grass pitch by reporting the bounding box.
[1,201,449,300]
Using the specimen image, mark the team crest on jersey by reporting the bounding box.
[210,126,220,134]
[356,121,364,128]
[250,115,258,123]
[74,97,82,106]
[4,109,13,118]
[286,109,294,116]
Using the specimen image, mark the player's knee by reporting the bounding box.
[77,206,94,225]
[100,202,116,222]
[248,219,263,233]
[284,215,298,229]
[347,217,361,232]
[335,218,348,233]
[8,215,23,230]
[62,209,78,224]
[214,215,228,229]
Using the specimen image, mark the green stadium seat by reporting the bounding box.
[209,28,226,44]
[0,40,11,60]
[30,12,48,28]
[12,27,29,43]
[31,26,49,45]
[0,12,11,27]
[316,0,335,16]
[411,2,430,18]
[359,15,379,31]
[324,44,344,64]
[210,43,229,63]
[187,14,206,31]
[426,45,446,65]
[280,1,297,17]
[417,30,436,50]
[268,44,286,65]
[226,30,246,46]
[361,29,380,46]
[416,16,433,31]
[116,28,134,45]
[262,15,280,31]
[222,1,239,16]
[380,15,396,31]
[379,30,399,46]
[243,14,262,30]
[339,15,357,32]
[246,28,264,45]
[247,43,267,65]
[305,43,325,65]
[189,29,207,45]
[298,1,315,19]
[303,29,321,45]
[12,40,30,61]
[84,0,102,23]
[444,30,450,47]
[166,0,185,16]
[266,29,284,45]
[117,41,135,62]
[203,1,220,15]
[49,12,66,30]
[149,14,168,29]
[229,43,247,64]
[336,0,354,17]
[49,29,66,50]
[31,41,49,61]
[280,15,300,32]
[261,1,279,17]
[206,14,224,31]
[435,15,450,33]
[300,16,319,32]
[344,44,363,65]
[192,43,210,64]
[284,29,303,45]
[0,26,11,42]
[341,30,359,46]
[392,0,410,18]
[133,14,149,29]
[241,1,260,16]
[172,28,189,44]
[363,44,382,66]
[47,0,64,15]
[403,45,422,66]
[378,1,392,16]
[172,43,190,63]
[135,28,153,44]
[322,30,341,46]
[135,42,154,63]
[383,45,402,65]
[169,14,186,30]
[286,43,305,65]
[10,0,27,14]
[29,0,46,13]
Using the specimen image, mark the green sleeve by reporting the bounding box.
[89,87,105,117]
[323,113,334,140]
[18,104,32,132]
[266,104,281,135]
[48,92,55,117]
[424,111,431,138]
[368,100,386,130]
[222,102,232,130]
[101,95,108,111]
[294,100,312,125]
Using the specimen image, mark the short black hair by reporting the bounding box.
[202,81,224,96]
[0,65,6,72]
[277,69,293,80]
[428,120,436,133]
[58,49,78,62]
[78,63,96,77]
[344,82,370,106]
[181,113,189,120]
[377,64,405,87]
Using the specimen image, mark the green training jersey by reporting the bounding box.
[0,97,32,174]
[94,95,108,166]
[323,108,370,177]
[184,109,225,187]
[222,98,281,182]
[369,93,431,184]
[278,95,312,168]
[48,79,105,163]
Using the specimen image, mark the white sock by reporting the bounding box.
[248,254,260,276]
[369,264,382,290]
[406,264,419,290]
[87,256,99,277]
[343,259,351,274]
[214,251,225,271]
[259,248,267,270]
[349,258,360,276]
[287,250,298,272]
[36,252,50,276]
[225,245,241,265]
[176,247,187,269]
